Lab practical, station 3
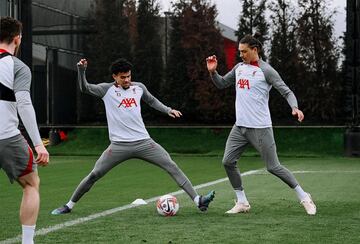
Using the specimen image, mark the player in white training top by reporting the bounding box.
[206,34,316,215]
[51,58,215,215]
[0,17,49,244]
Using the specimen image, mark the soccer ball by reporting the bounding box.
[156,194,179,216]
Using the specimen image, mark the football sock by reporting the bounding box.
[193,195,200,206]
[66,200,76,209]
[294,185,308,201]
[22,224,35,244]
[235,190,248,203]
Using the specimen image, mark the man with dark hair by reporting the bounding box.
[206,34,316,215]
[0,16,49,244]
[110,58,133,75]
[51,58,215,215]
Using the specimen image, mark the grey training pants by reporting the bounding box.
[70,138,197,202]
[222,125,299,191]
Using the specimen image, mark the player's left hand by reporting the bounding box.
[168,109,182,118]
[292,107,304,122]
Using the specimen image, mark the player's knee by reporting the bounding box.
[267,164,282,175]
[88,171,101,183]
[29,175,40,191]
[18,172,40,189]
[222,158,235,167]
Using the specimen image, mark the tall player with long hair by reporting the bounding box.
[206,34,316,215]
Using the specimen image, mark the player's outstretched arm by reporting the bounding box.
[206,55,235,89]
[77,59,107,98]
[263,64,299,109]
[137,82,172,114]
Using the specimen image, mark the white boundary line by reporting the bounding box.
[293,170,360,174]
[0,169,263,244]
[252,170,360,175]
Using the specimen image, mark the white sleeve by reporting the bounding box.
[16,91,43,146]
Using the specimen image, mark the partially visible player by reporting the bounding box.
[51,58,215,215]
[206,33,316,215]
[0,17,49,244]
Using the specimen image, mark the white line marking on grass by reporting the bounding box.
[244,170,360,175]
[293,170,360,174]
[1,169,263,244]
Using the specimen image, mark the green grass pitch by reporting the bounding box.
[1,156,360,243]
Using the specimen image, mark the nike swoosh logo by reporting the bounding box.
[165,199,171,213]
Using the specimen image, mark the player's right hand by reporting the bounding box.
[168,109,182,118]
[292,107,304,122]
[77,58,88,68]
[206,55,218,73]
[34,144,49,166]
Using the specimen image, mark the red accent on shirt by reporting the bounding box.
[0,48,10,54]
[250,61,259,67]
[19,147,34,177]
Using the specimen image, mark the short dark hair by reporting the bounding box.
[110,58,133,75]
[0,16,22,44]
[239,33,263,53]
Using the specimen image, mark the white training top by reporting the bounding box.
[77,67,172,142]
[103,84,151,142]
[0,50,42,146]
[211,59,298,128]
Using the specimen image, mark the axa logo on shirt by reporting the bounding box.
[118,98,137,108]
[237,79,250,89]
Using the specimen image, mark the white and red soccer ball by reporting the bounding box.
[156,194,179,216]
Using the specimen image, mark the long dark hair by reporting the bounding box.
[239,33,263,54]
